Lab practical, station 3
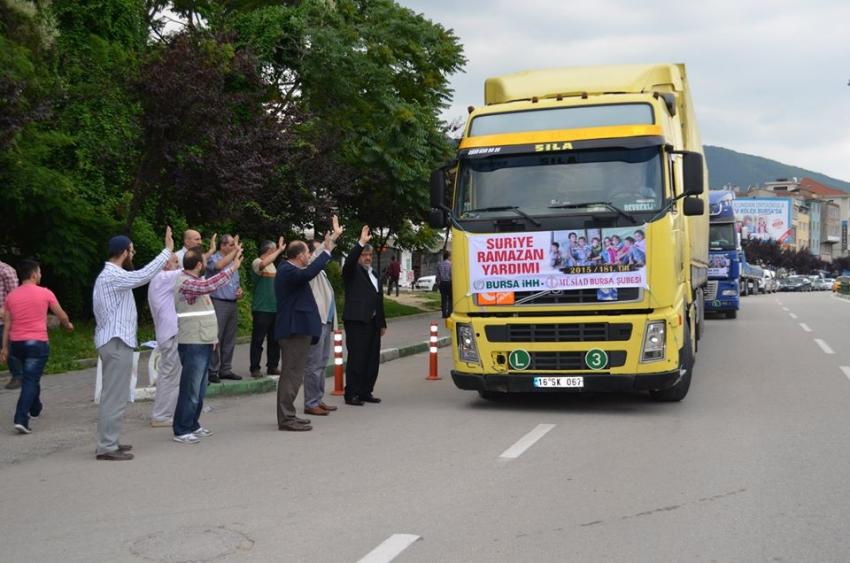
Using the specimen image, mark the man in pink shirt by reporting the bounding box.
[0,259,74,434]
[147,254,183,427]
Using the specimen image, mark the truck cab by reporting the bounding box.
[705,190,742,318]
[430,64,708,402]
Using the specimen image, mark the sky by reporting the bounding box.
[397,0,850,183]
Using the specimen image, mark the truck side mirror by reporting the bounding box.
[683,197,704,216]
[682,152,705,196]
[429,208,447,228]
[430,168,445,209]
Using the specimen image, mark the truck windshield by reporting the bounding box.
[456,146,663,220]
[709,224,737,250]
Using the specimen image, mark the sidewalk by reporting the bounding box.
[0,313,452,467]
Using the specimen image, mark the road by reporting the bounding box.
[1,292,849,562]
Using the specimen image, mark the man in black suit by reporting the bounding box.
[343,225,387,406]
[274,216,343,431]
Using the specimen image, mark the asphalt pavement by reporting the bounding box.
[1,292,849,562]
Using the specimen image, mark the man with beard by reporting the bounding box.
[342,225,387,406]
[93,228,174,460]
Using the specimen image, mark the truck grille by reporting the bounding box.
[513,287,641,305]
[528,350,627,371]
[485,323,632,343]
[704,281,718,301]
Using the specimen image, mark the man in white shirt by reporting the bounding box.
[92,228,174,461]
[176,229,216,268]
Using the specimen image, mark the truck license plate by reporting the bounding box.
[533,376,584,388]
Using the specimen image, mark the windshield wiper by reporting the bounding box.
[547,201,637,224]
[464,206,542,227]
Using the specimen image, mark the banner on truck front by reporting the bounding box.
[709,252,731,278]
[467,226,648,294]
[733,198,793,244]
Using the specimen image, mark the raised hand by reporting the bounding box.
[359,224,371,245]
[331,215,344,241]
[209,233,218,253]
[323,230,337,252]
[165,226,174,251]
[277,236,285,249]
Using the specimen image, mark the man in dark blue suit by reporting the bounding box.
[275,217,343,431]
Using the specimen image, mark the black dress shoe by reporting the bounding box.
[220,373,243,381]
[96,451,134,461]
[345,396,365,406]
[208,374,221,384]
[362,396,382,403]
[118,444,133,452]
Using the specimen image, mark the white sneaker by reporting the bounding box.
[14,423,31,434]
[173,433,200,444]
[195,427,213,438]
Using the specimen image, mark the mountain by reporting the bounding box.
[704,145,850,193]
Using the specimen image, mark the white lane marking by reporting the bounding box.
[789,313,798,319]
[841,367,850,381]
[814,339,835,355]
[832,294,850,305]
[499,424,556,459]
[799,323,812,332]
[782,307,790,312]
[358,534,421,563]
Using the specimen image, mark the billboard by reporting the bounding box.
[733,198,793,244]
[467,226,648,294]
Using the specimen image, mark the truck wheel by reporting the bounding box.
[649,322,693,402]
[726,309,738,319]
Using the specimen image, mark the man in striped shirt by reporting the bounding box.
[1,259,20,389]
[92,228,174,461]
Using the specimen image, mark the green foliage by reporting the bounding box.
[1,0,465,323]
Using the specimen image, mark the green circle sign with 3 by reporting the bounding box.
[508,349,531,370]
[585,348,609,371]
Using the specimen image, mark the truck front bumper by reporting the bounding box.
[451,369,682,393]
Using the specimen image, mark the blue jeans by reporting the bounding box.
[9,340,49,427]
[173,343,212,436]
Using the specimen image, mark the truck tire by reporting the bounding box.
[726,309,738,319]
[649,322,693,402]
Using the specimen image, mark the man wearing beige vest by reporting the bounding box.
[172,244,243,444]
[302,239,339,416]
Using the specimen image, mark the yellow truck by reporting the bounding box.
[429,64,708,401]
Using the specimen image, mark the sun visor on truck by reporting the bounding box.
[458,135,665,159]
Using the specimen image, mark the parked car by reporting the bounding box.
[760,269,778,293]
[815,278,834,291]
[414,275,437,291]
[779,275,813,292]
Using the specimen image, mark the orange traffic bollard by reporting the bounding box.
[331,329,345,395]
[427,321,441,380]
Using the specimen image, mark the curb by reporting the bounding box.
[131,336,452,401]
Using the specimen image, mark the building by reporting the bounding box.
[751,178,848,260]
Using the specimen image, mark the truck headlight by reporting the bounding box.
[721,289,737,296]
[641,321,666,363]
[457,323,480,364]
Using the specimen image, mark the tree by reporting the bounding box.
[126,30,294,235]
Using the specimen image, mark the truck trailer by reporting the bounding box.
[429,64,708,401]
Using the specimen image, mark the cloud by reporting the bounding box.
[400,0,850,182]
